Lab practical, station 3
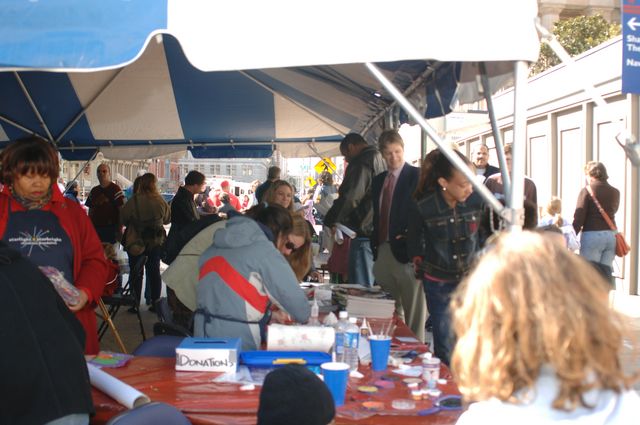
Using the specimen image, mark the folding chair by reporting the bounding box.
[96,298,128,353]
[132,335,185,357]
[152,297,193,337]
[98,255,148,345]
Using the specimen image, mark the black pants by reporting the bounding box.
[129,245,162,305]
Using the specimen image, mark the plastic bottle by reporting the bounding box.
[308,297,320,326]
[334,311,349,361]
[343,317,360,371]
[421,352,441,389]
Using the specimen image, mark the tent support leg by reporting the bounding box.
[361,65,437,138]
[0,114,46,140]
[14,72,55,143]
[507,61,528,231]
[536,20,634,148]
[365,62,505,217]
[64,150,99,192]
[479,62,511,200]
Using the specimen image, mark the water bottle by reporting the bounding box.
[343,317,360,371]
[334,311,349,361]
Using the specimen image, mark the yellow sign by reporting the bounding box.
[305,176,317,187]
[314,157,336,174]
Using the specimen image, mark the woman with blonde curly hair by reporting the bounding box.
[452,231,638,424]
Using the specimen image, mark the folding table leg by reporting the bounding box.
[97,299,128,354]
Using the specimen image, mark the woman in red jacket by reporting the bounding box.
[0,137,108,354]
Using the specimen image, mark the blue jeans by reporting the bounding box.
[348,237,374,287]
[423,277,458,366]
[579,230,616,269]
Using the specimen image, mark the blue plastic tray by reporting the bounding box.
[240,351,331,367]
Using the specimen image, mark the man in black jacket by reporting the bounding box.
[472,144,500,183]
[324,133,386,286]
[0,242,93,425]
[168,170,206,239]
[371,130,426,342]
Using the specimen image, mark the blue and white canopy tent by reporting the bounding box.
[0,0,540,227]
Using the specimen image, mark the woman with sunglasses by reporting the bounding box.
[194,204,310,350]
[285,214,313,281]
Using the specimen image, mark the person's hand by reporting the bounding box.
[308,270,322,282]
[68,289,89,312]
[202,203,215,213]
[271,309,292,324]
[412,256,423,275]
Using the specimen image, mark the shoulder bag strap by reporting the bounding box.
[585,185,617,231]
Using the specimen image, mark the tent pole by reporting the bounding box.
[507,61,528,231]
[536,20,631,142]
[13,72,54,143]
[239,71,346,137]
[55,68,124,144]
[365,62,505,216]
[479,62,511,200]
[64,150,99,192]
[361,65,437,137]
[0,114,46,140]
[306,143,337,173]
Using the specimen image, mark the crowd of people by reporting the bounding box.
[0,134,637,425]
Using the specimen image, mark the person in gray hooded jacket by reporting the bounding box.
[194,207,310,350]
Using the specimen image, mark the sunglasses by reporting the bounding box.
[285,241,299,253]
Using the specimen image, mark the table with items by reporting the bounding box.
[90,288,463,424]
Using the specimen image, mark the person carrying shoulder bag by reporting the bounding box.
[121,173,170,311]
[572,161,624,287]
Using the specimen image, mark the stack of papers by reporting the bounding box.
[335,285,395,319]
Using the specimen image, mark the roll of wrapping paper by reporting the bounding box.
[87,363,150,408]
[267,324,335,352]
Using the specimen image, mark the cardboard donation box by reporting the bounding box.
[175,338,241,372]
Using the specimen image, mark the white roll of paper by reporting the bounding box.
[267,324,335,352]
[87,363,150,408]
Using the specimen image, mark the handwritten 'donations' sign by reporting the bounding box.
[175,337,241,372]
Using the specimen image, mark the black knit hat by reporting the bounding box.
[257,365,335,425]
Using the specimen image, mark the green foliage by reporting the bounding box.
[530,15,621,76]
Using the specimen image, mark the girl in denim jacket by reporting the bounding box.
[407,149,485,365]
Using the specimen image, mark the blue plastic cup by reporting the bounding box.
[320,362,350,407]
[369,335,392,371]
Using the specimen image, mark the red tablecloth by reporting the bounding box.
[91,318,462,425]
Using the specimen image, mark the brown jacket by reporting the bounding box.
[573,180,620,234]
[121,193,171,248]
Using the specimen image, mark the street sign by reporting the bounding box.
[623,0,640,94]
[314,157,336,174]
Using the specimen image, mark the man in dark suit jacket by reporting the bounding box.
[371,130,427,342]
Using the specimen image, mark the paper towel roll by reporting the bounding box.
[267,324,335,352]
[87,363,150,408]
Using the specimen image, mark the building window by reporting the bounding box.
[226,164,232,175]
[242,165,253,176]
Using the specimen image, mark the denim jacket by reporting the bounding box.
[408,190,485,281]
